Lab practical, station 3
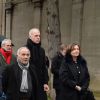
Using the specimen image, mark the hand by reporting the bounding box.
[75,85,82,91]
[44,84,49,92]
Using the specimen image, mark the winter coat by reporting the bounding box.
[2,62,39,100]
[0,53,16,73]
[59,55,90,100]
[0,53,16,91]
[51,52,64,90]
[26,39,49,100]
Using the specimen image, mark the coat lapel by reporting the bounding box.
[13,62,21,89]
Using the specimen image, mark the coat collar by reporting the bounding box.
[13,62,22,89]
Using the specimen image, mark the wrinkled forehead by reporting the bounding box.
[31,30,40,36]
[21,49,30,53]
[17,47,30,55]
[30,28,40,34]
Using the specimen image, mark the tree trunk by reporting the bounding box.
[47,0,61,59]
[46,0,61,100]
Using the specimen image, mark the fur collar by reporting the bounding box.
[65,54,86,65]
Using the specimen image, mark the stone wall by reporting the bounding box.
[0,0,99,99]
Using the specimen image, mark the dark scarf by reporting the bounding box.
[0,48,12,64]
[26,39,41,66]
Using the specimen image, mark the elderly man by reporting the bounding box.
[2,47,38,100]
[26,28,49,100]
[0,39,16,65]
[0,39,16,97]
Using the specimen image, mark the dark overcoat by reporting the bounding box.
[0,53,16,92]
[51,52,64,90]
[2,62,39,100]
[0,53,16,75]
[59,55,90,100]
[26,39,49,100]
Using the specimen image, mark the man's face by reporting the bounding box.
[30,29,40,44]
[3,42,12,51]
[17,48,30,64]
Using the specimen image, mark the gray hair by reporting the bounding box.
[17,47,30,55]
[29,28,40,38]
[1,39,11,47]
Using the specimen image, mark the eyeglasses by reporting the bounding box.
[6,45,12,47]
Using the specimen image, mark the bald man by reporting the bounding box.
[26,28,49,100]
[2,47,38,100]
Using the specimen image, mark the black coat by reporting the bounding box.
[0,53,16,92]
[26,39,49,100]
[51,52,64,90]
[2,62,39,100]
[59,55,90,100]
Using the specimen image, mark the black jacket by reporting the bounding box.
[59,55,90,100]
[2,62,39,100]
[51,52,64,90]
[26,39,49,100]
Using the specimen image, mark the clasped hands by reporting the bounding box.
[75,85,82,91]
[44,84,49,92]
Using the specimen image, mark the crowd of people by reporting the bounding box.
[51,43,95,100]
[0,28,95,100]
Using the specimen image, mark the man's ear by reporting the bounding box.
[1,44,4,48]
[29,35,31,39]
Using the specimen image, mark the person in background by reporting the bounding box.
[26,28,49,100]
[59,43,90,100]
[2,47,39,100]
[0,39,16,98]
[51,44,67,100]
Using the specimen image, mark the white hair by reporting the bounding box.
[29,28,40,38]
[1,39,11,47]
[17,47,30,56]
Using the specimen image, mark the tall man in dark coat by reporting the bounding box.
[26,28,49,100]
[2,47,39,100]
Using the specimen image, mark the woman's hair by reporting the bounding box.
[65,43,81,62]
[67,43,80,55]
[65,43,86,65]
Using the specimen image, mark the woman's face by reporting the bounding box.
[71,45,80,57]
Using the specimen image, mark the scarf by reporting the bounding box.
[26,38,41,65]
[18,60,29,92]
[0,48,12,64]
